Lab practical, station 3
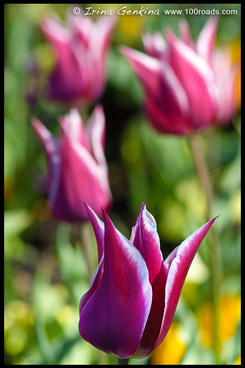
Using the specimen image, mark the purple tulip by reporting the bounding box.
[41,10,116,104]
[79,203,217,358]
[121,17,239,135]
[32,106,112,223]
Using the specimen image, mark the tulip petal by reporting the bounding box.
[79,211,152,358]
[95,16,117,60]
[196,17,218,64]
[86,105,106,164]
[84,203,105,263]
[68,9,93,47]
[143,82,192,135]
[167,32,217,128]
[32,119,60,192]
[153,217,217,351]
[120,46,164,93]
[213,49,239,124]
[79,255,104,315]
[50,130,110,221]
[142,32,167,59]
[130,204,167,357]
[59,109,89,151]
[179,19,195,49]
[41,15,71,46]
[130,202,166,284]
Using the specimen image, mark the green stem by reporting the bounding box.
[118,358,129,365]
[189,134,222,364]
[80,223,94,282]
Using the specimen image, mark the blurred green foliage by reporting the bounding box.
[4,3,241,365]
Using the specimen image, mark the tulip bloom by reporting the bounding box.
[121,17,239,135]
[41,10,116,104]
[32,106,112,223]
[79,203,217,358]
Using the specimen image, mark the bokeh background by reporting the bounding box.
[4,3,241,365]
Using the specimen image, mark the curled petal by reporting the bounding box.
[154,217,217,351]
[79,211,152,358]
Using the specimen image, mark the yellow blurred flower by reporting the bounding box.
[228,40,241,108]
[230,190,241,225]
[229,39,241,64]
[234,356,241,365]
[4,300,35,356]
[119,15,144,40]
[197,294,241,349]
[4,300,34,331]
[116,4,147,46]
[151,321,186,365]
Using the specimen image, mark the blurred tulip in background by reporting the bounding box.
[41,10,116,104]
[32,106,112,222]
[121,17,240,135]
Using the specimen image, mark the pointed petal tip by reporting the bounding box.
[118,46,139,63]
[83,202,100,223]
[213,214,220,220]
[164,29,177,44]
[95,104,104,114]
[82,200,90,213]
[31,118,52,141]
[119,45,143,61]
[140,203,157,229]
[102,207,111,223]
[209,215,219,225]
[31,117,42,130]
[118,45,129,55]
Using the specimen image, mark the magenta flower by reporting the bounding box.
[32,106,112,223]
[79,203,217,358]
[41,10,116,104]
[121,17,239,135]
